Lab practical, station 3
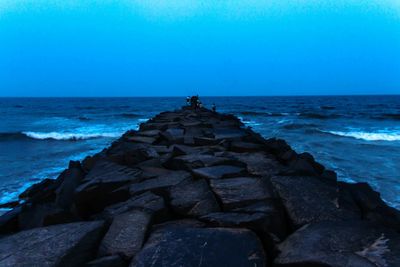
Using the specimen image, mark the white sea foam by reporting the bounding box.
[325,130,400,141]
[23,131,121,140]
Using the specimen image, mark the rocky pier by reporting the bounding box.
[0,105,399,267]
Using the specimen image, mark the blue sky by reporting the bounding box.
[0,1,399,96]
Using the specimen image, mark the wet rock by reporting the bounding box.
[342,182,400,230]
[99,210,151,260]
[129,171,191,196]
[0,221,105,267]
[192,165,246,180]
[18,178,59,204]
[275,220,400,267]
[131,226,266,267]
[86,255,127,267]
[271,175,359,229]
[169,179,220,217]
[0,205,22,234]
[101,192,166,221]
[209,177,273,209]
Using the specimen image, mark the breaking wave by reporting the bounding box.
[23,131,121,141]
[322,130,400,141]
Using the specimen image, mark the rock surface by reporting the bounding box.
[0,104,399,266]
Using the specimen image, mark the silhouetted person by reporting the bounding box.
[186,96,190,106]
[212,103,216,112]
[190,95,199,109]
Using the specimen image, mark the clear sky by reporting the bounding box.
[0,1,399,96]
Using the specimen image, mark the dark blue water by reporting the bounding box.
[0,96,399,209]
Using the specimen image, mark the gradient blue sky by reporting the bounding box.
[0,1,399,96]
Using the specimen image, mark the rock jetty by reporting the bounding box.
[0,105,399,267]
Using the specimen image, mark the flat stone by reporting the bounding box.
[125,136,156,144]
[102,192,166,221]
[226,152,283,177]
[99,210,151,260]
[275,220,400,267]
[74,161,142,217]
[56,161,85,209]
[131,227,266,267]
[0,221,105,267]
[169,179,220,217]
[230,141,265,153]
[166,154,234,170]
[86,255,126,267]
[192,165,245,180]
[129,171,191,196]
[213,128,247,141]
[271,176,360,229]
[210,177,273,209]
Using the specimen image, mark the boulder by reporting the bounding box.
[230,141,265,153]
[209,177,273,209]
[275,220,400,267]
[225,152,283,177]
[131,227,266,267]
[56,161,85,209]
[74,161,142,217]
[129,171,191,196]
[169,179,220,217]
[192,165,245,180]
[101,192,166,222]
[86,255,127,267]
[271,175,359,229]
[0,221,105,266]
[18,178,60,204]
[160,128,184,144]
[99,210,151,260]
[165,154,235,170]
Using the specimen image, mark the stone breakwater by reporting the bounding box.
[0,106,399,267]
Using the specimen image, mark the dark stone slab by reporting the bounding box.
[74,161,142,217]
[209,177,273,209]
[271,176,360,229]
[0,221,105,267]
[99,210,151,260]
[102,192,166,221]
[86,255,127,267]
[230,141,265,153]
[192,165,245,180]
[125,136,156,144]
[56,161,85,209]
[169,179,220,217]
[166,154,234,170]
[275,220,400,267]
[129,171,191,196]
[131,227,266,267]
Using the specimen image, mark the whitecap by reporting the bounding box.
[22,131,121,141]
[324,130,400,141]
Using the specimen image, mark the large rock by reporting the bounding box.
[271,175,359,229]
[129,171,191,196]
[275,220,400,267]
[86,255,126,267]
[192,165,245,180]
[209,177,273,209]
[101,192,166,221]
[131,227,266,267]
[0,221,105,266]
[56,161,85,209]
[169,179,220,217]
[165,154,235,170]
[74,161,142,217]
[99,210,151,260]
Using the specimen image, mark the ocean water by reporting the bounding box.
[0,96,399,209]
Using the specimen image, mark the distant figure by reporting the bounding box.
[190,95,199,109]
[186,96,190,106]
[212,103,216,112]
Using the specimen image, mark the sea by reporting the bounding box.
[0,96,399,210]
